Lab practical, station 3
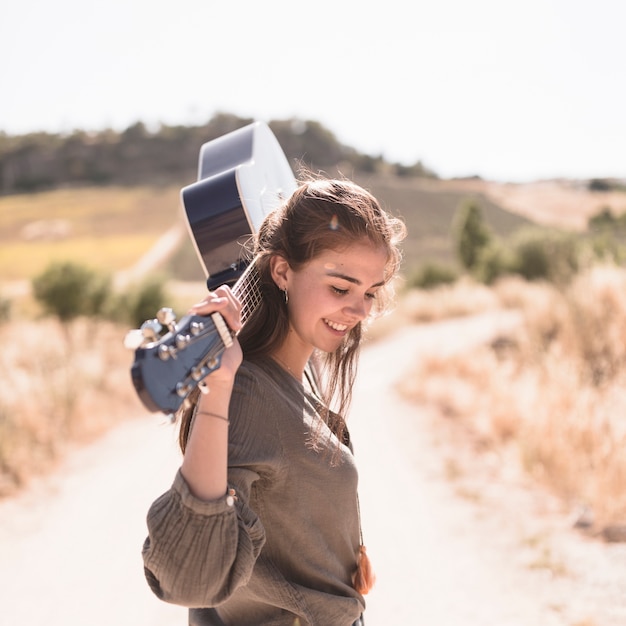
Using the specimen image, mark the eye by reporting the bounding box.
[365,291,377,300]
[331,286,348,295]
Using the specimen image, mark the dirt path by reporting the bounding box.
[1,312,625,625]
[351,315,626,626]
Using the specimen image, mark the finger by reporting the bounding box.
[216,287,243,331]
[189,293,228,313]
[189,287,242,331]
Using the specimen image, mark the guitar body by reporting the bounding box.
[182,121,297,289]
[130,121,296,415]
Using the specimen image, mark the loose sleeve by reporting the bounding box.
[142,360,286,609]
[142,467,265,608]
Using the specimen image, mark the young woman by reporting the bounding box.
[142,178,406,625]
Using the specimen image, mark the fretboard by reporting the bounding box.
[231,258,262,327]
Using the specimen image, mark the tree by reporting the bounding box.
[453,199,492,271]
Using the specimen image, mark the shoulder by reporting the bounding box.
[230,356,298,424]
[233,357,282,399]
[234,356,301,399]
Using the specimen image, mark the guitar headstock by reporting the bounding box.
[126,308,233,417]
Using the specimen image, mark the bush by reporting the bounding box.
[589,178,614,192]
[588,206,615,231]
[408,261,459,289]
[0,294,11,323]
[115,275,171,328]
[32,261,113,323]
[508,227,581,284]
[588,232,626,265]
[474,241,517,285]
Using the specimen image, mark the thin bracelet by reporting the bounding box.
[196,410,230,424]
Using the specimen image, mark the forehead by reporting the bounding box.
[312,241,388,284]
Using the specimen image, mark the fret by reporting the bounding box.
[232,258,262,327]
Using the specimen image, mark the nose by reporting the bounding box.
[344,296,370,321]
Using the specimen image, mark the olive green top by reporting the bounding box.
[142,356,364,626]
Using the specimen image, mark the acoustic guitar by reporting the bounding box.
[127,121,296,416]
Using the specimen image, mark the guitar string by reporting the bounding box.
[167,259,263,389]
[183,258,262,352]
[231,257,262,328]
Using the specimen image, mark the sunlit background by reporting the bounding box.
[3,2,626,625]
[3,0,625,181]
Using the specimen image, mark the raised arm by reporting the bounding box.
[180,285,243,501]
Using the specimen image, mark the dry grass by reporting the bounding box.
[443,178,626,231]
[0,234,160,280]
[399,276,502,323]
[0,317,145,496]
[0,185,183,280]
[399,266,626,530]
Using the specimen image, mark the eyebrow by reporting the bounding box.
[326,271,385,288]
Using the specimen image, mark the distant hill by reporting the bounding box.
[3,111,625,285]
[0,113,435,195]
[448,178,626,231]
[352,174,534,271]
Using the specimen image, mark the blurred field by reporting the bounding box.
[0,186,183,280]
[0,176,538,284]
[0,318,145,495]
[3,175,626,539]
[3,175,621,286]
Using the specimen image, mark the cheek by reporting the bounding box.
[289,286,330,325]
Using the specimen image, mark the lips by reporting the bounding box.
[324,319,348,332]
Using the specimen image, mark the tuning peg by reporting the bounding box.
[140,318,163,343]
[124,328,146,350]
[157,307,177,332]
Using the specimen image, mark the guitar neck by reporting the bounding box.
[231,258,262,327]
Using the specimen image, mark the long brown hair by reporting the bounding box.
[179,178,406,452]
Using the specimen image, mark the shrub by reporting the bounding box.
[588,206,615,231]
[589,178,614,192]
[0,295,10,323]
[587,232,626,266]
[474,241,517,285]
[408,261,459,289]
[32,261,113,323]
[508,227,580,284]
[115,275,171,328]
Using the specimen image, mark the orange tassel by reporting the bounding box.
[352,544,376,595]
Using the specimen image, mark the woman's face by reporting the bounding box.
[282,240,388,356]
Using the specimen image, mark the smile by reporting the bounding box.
[324,319,348,332]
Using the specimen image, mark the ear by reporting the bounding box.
[269,254,291,291]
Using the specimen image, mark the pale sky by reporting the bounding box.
[2,0,625,182]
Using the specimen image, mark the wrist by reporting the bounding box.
[196,410,230,424]
[201,375,235,396]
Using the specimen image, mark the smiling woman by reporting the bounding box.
[142,177,406,626]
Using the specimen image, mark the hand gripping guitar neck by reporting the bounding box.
[127,259,261,417]
[126,121,295,417]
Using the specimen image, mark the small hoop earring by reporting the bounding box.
[283,288,289,304]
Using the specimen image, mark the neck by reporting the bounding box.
[271,344,310,382]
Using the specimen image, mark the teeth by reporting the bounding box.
[325,319,348,331]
